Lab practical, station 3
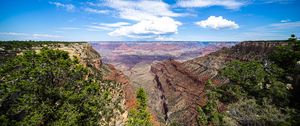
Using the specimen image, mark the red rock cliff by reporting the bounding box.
[150,41,287,125]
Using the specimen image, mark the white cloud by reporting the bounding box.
[108,17,182,38]
[105,0,183,21]
[97,22,131,27]
[84,7,110,14]
[99,0,183,39]
[86,25,114,31]
[238,21,300,40]
[270,21,300,29]
[86,2,102,7]
[49,2,75,12]
[259,0,295,4]
[280,19,291,23]
[176,0,246,9]
[0,32,29,36]
[195,16,239,29]
[86,22,131,31]
[249,21,300,32]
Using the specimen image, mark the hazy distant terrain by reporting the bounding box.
[91,41,238,74]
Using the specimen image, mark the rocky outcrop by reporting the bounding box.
[149,41,287,125]
[0,42,135,125]
[151,59,207,125]
[103,64,136,109]
[91,42,237,125]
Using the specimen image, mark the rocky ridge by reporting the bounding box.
[149,41,287,125]
[0,42,135,125]
[0,41,288,125]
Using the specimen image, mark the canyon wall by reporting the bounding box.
[0,41,288,125]
[149,41,287,125]
[0,42,135,125]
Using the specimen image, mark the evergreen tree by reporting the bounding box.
[127,88,152,126]
[0,48,121,125]
[196,107,207,126]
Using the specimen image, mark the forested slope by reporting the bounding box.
[0,42,131,125]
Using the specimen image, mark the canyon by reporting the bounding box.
[92,41,287,125]
[149,41,287,125]
[0,42,134,125]
[0,41,288,125]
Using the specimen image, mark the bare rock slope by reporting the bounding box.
[149,41,287,125]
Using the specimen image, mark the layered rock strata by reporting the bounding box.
[149,42,287,125]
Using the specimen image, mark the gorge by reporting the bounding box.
[90,41,291,125]
[0,40,298,126]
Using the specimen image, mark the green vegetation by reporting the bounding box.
[198,81,223,125]
[0,41,87,66]
[127,88,152,126]
[269,35,300,74]
[219,60,291,125]
[0,41,86,49]
[269,34,300,109]
[221,60,289,106]
[197,35,300,126]
[0,48,123,125]
[196,107,208,126]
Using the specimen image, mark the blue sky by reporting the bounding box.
[0,0,299,41]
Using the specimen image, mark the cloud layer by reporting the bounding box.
[176,0,246,9]
[45,0,297,41]
[196,16,239,29]
[86,22,131,31]
[49,2,75,12]
[108,17,182,38]
[84,7,109,14]
[105,0,182,21]
[95,0,184,39]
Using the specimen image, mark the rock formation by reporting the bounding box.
[149,41,287,125]
[0,41,288,125]
[0,42,135,125]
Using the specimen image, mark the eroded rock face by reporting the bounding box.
[103,64,136,109]
[151,60,207,125]
[0,42,134,126]
[91,42,238,125]
[149,42,287,125]
[53,44,136,125]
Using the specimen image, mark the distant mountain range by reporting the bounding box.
[91,41,238,73]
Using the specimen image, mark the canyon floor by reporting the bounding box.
[1,41,295,126]
[91,41,238,125]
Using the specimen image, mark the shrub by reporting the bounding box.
[197,107,208,126]
[0,48,121,125]
[221,60,289,106]
[226,98,287,126]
